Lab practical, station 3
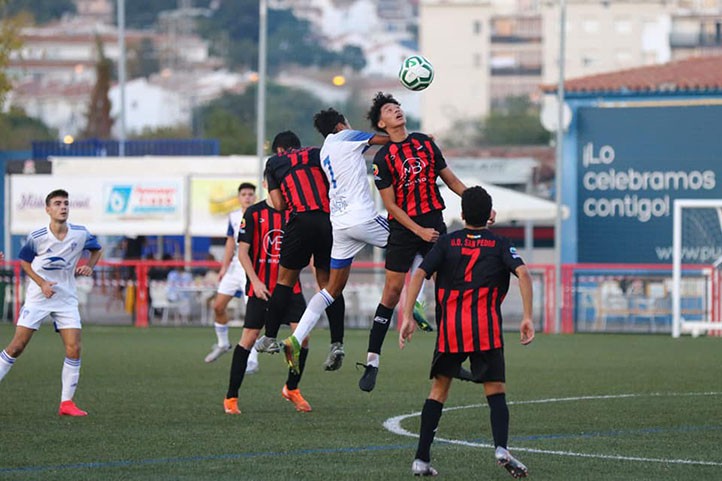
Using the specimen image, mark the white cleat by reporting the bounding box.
[204,344,232,363]
[411,459,438,477]
[245,360,259,374]
[495,447,528,478]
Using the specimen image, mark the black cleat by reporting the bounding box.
[357,362,379,392]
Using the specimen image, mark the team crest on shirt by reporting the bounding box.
[402,157,425,178]
[71,241,78,251]
[263,229,283,258]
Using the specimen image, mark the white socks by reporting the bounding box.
[292,289,334,344]
[248,346,259,365]
[214,322,230,347]
[366,352,380,368]
[61,357,81,402]
[0,350,15,382]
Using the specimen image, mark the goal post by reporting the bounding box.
[672,199,722,338]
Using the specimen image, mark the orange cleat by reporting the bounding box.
[223,397,241,415]
[281,385,312,412]
[58,400,88,417]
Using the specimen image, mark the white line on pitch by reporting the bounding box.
[383,391,722,467]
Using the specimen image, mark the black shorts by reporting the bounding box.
[385,211,447,273]
[430,348,505,383]
[243,293,306,330]
[281,211,332,271]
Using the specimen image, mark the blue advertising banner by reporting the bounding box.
[576,105,722,263]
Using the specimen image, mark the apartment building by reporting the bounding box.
[419,0,697,137]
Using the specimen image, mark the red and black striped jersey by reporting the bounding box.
[420,228,524,353]
[372,132,447,219]
[265,147,330,215]
[237,201,302,298]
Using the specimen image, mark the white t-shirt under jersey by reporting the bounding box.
[320,129,379,229]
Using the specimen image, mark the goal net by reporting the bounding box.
[672,199,722,337]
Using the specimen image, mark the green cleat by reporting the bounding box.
[282,336,302,374]
[413,300,433,332]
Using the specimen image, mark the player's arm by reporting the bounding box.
[76,247,103,277]
[438,167,467,197]
[515,264,535,345]
[219,235,235,281]
[20,260,56,298]
[237,242,270,301]
[368,133,390,146]
[399,267,427,349]
[268,188,286,211]
[18,239,56,297]
[378,187,439,243]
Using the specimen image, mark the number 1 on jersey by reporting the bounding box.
[322,156,337,188]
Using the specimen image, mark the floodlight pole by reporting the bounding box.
[553,0,567,333]
[256,0,268,190]
[117,0,127,157]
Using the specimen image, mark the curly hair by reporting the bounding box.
[366,92,400,132]
[313,108,346,138]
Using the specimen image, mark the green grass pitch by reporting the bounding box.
[0,325,720,480]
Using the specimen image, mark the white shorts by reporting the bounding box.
[331,215,390,267]
[217,259,245,297]
[17,304,82,331]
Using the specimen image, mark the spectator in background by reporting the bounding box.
[166,262,194,324]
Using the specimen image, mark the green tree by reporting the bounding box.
[0,5,25,108]
[6,0,75,24]
[130,125,193,140]
[483,96,550,146]
[127,37,160,79]
[82,39,114,139]
[0,107,56,150]
[199,83,328,155]
[199,1,365,74]
[444,96,550,147]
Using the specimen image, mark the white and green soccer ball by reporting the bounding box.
[398,55,434,91]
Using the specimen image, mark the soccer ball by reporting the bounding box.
[398,55,434,91]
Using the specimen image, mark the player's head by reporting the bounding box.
[461,186,492,227]
[45,189,68,206]
[271,131,301,154]
[313,108,348,138]
[367,92,403,132]
[45,189,69,220]
[237,182,256,208]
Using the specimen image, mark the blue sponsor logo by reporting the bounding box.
[107,186,132,214]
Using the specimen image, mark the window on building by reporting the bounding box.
[582,18,600,33]
[615,18,632,34]
[615,50,633,64]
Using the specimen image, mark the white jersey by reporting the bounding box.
[227,208,245,250]
[18,223,102,309]
[320,129,380,229]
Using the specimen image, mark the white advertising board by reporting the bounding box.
[10,175,186,235]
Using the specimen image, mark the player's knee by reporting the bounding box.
[65,343,81,359]
[5,342,26,358]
